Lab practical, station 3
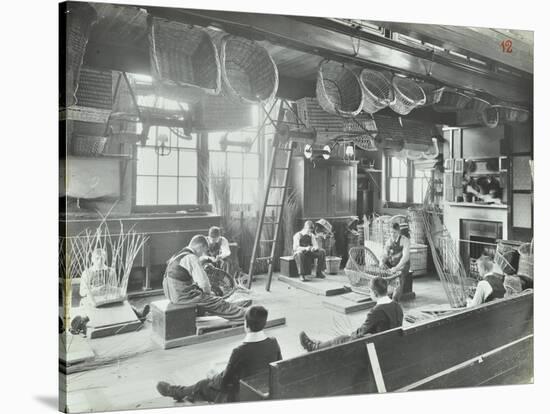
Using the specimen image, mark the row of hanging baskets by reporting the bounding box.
[148,16,279,105]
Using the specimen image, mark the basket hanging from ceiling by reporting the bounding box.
[481,106,500,128]
[64,2,98,108]
[493,105,530,123]
[219,35,279,104]
[72,135,107,157]
[316,60,364,117]
[359,69,395,114]
[464,96,492,113]
[432,87,472,112]
[148,16,221,102]
[389,76,426,115]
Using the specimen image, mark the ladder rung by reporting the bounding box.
[255,256,272,261]
[263,221,280,225]
[278,148,294,152]
[269,186,289,189]
[265,204,282,207]
[274,167,289,170]
[260,240,275,243]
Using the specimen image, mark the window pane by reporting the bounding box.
[158,177,177,205]
[391,158,400,177]
[179,177,197,205]
[413,179,424,204]
[390,178,398,202]
[227,153,243,177]
[172,130,196,149]
[136,147,157,175]
[178,150,197,176]
[230,179,243,204]
[399,159,407,177]
[158,150,178,176]
[243,154,259,178]
[209,152,226,176]
[208,132,226,151]
[136,176,157,205]
[398,178,407,202]
[242,179,258,204]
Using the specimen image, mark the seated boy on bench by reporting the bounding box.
[157,305,282,403]
[163,235,249,321]
[299,277,403,351]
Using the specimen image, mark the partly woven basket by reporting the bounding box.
[72,135,107,157]
[148,16,221,102]
[316,61,364,117]
[517,242,533,279]
[432,88,472,112]
[370,215,392,245]
[219,35,279,104]
[389,76,426,115]
[205,266,236,299]
[494,241,520,275]
[493,105,530,123]
[359,69,395,114]
[64,3,98,108]
[345,246,400,296]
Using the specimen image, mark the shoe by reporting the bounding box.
[299,331,320,352]
[157,381,190,402]
[316,271,327,279]
[299,275,309,282]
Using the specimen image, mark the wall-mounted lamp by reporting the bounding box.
[345,143,355,158]
[304,144,331,160]
[155,133,171,156]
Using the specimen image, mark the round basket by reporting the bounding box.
[481,106,500,128]
[148,16,221,100]
[433,88,472,112]
[517,242,533,279]
[493,105,530,123]
[205,266,236,298]
[389,76,426,115]
[72,135,107,157]
[345,246,400,295]
[465,96,492,113]
[316,61,364,117]
[359,69,395,114]
[326,256,342,274]
[220,35,279,104]
[494,242,520,275]
[65,3,98,107]
[407,208,425,244]
[419,83,441,106]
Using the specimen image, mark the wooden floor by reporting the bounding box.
[62,271,448,413]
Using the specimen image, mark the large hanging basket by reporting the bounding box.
[481,106,500,128]
[493,105,530,123]
[359,69,395,114]
[431,88,472,112]
[148,16,221,102]
[64,2,98,108]
[389,76,426,115]
[316,61,364,117]
[219,35,279,104]
[464,96,492,113]
[345,246,400,296]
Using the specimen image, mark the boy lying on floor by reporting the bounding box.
[157,305,282,403]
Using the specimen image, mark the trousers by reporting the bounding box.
[293,249,326,276]
[172,372,230,403]
[163,278,245,321]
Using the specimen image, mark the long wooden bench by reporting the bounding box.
[240,292,533,401]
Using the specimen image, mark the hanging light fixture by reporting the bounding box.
[155,133,171,156]
[304,144,331,160]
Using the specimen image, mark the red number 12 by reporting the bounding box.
[500,39,513,53]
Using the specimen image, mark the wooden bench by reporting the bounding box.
[240,292,533,401]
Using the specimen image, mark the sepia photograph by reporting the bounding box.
[57,1,534,412]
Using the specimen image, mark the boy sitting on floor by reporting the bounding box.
[156,305,282,403]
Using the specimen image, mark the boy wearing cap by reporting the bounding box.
[380,222,411,302]
[156,305,282,403]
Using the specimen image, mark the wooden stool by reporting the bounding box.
[279,256,312,278]
[151,299,197,348]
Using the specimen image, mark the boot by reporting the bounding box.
[156,381,192,402]
[299,331,320,352]
[299,274,309,282]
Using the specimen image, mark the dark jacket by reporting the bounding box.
[352,300,404,338]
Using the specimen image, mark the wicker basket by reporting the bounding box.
[148,16,221,102]
[326,256,342,274]
[64,3,98,108]
[407,208,426,244]
[316,61,364,117]
[345,246,400,296]
[205,266,236,298]
[389,76,426,115]
[465,96,492,113]
[359,69,395,114]
[495,241,520,275]
[219,35,279,104]
[481,106,500,128]
[72,135,108,157]
[517,242,533,279]
[493,105,530,123]
[432,88,472,112]
[370,215,392,245]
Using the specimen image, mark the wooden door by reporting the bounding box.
[331,164,356,216]
[304,163,330,217]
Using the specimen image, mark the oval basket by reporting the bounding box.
[432,88,472,112]
[389,76,426,115]
[148,16,221,101]
[465,96,492,113]
[316,61,364,117]
[72,135,107,157]
[220,35,279,104]
[359,69,395,114]
[493,105,530,123]
[481,106,500,128]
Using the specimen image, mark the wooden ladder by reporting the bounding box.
[247,138,296,291]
